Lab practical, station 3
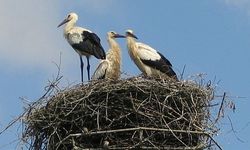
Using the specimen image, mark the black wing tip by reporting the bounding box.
[166,69,179,81]
[100,47,106,59]
[141,58,178,80]
[99,54,106,60]
[94,46,106,59]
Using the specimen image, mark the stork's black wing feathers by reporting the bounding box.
[78,31,106,59]
[140,52,177,78]
[158,52,173,67]
[82,31,101,45]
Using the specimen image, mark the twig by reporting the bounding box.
[180,65,186,80]
[227,116,245,143]
[68,127,210,137]
[215,92,226,123]
[207,134,223,150]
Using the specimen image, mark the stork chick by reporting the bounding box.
[92,31,125,80]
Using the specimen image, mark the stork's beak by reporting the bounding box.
[131,34,138,39]
[114,34,126,38]
[126,32,138,39]
[57,18,70,28]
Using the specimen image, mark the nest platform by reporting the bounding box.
[23,77,217,150]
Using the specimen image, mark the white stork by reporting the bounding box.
[125,29,178,80]
[57,12,106,82]
[92,31,125,80]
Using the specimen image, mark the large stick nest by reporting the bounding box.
[23,77,218,150]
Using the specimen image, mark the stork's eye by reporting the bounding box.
[68,15,71,18]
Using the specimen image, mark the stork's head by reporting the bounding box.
[57,12,78,28]
[108,31,125,39]
[125,29,138,39]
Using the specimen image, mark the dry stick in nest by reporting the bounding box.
[215,92,226,124]
[60,127,219,149]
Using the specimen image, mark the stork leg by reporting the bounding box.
[79,55,84,83]
[86,56,90,81]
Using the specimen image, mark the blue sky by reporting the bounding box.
[0,0,250,149]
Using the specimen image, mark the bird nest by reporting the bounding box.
[22,77,220,150]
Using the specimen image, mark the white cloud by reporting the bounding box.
[224,0,250,6]
[222,0,250,14]
[0,0,74,71]
[0,0,119,72]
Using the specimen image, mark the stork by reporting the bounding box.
[57,12,106,82]
[125,29,178,80]
[92,31,125,80]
